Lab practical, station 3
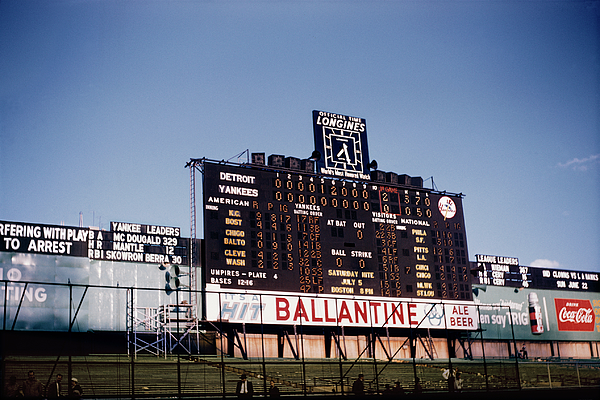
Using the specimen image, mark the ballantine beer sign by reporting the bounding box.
[554,298,594,332]
[206,292,478,330]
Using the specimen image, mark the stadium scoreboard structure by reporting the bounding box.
[203,111,471,302]
[204,163,470,301]
[2,110,598,335]
[0,220,188,265]
[474,254,600,292]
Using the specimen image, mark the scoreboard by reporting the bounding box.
[474,254,600,292]
[474,255,529,287]
[89,221,188,265]
[0,220,188,265]
[203,160,471,301]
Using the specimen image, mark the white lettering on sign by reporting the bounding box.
[559,307,594,324]
[219,172,256,184]
[316,112,366,132]
[0,223,42,238]
[0,268,47,304]
[147,225,180,236]
[476,254,518,265]
[27,240,73,254]
[553,270,570,279]
[111,222,141,233]
[0,221,90,256]
[218,185,259,197]
[207,197,250,207]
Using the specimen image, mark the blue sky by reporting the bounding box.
[1,0,598,273]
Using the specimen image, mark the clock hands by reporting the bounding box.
[336,143,351,163]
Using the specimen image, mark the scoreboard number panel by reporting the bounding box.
[474,254,600,292]
[203,162,471,301]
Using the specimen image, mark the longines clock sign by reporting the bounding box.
[313,110,371,180]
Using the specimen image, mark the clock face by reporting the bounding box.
[323,127,364,174]
[312,111,370,178]
[438,196,457,219]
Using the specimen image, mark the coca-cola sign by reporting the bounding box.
[554,298,595,332]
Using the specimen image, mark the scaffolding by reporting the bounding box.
[123,157,205,358]
[185,158,203,320]
[126,291,200,357]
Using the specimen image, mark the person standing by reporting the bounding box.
[521,344,528,359]
[21,370,44,398]
[382,384,393,396]
[413,377,423,394]
[4,375,20,397]
[236,374,253,398]
[69,378,83,398]
[454,372,463,392]
[442,368,456,392]
[392,381,405,395]
[352,374,365,396]
[47,374,63,398]
[268,380,280,397]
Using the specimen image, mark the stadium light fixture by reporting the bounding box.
[159,263,188,295]
[308,150,321,162]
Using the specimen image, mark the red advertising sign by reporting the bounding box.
[554,298,595,332]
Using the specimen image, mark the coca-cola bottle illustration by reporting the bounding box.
[528,292,544,334]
